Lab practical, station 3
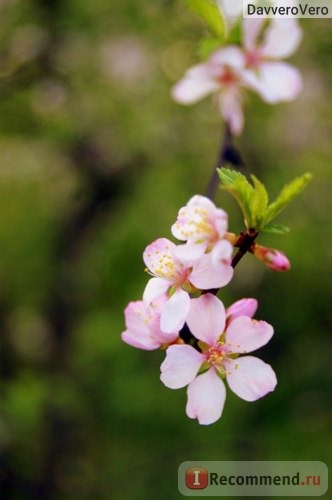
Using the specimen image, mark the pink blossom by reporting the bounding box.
[143,238,233,333]
[253,244,291,271]
[171,46,247,135]
[242,18,303,103]
[121,295,178,350]
[160,294,276,425]
[171,19,302,134]
[171,195,229,258]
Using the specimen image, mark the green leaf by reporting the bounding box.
[185,0,226,38]
[217,168,254,227]
[227,19,242,45]
[262,223,290,235]
[197,36,224,59]
[218,168,312,233]
[250,175,269,227]
[262,173,313,226]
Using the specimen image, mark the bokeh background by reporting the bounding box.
[0,1,331,499]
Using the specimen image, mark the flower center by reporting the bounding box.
[218,67,238,86]
[245,50,264,69]
[206,341,239,377]
[151,251,177,279]
[207,345,226,366]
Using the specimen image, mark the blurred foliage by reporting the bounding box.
[0,1,331,499]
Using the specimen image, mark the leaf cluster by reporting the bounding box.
[217,168,313,233]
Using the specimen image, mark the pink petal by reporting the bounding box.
[124,301,150,337]
[211,239,233,266]
[171,63,220,104]
[160,344,204,389]
[226,298,258,322]
[218,87,244,135]
[262,18,303,59]
[226,356,277,401]
[171,242,206,262]
[160,288,191,333]
[186,294,226,346]
[246,62,303,103]
[149,312,179,345]
[187,194,217,211]
[243,18,266,51]
[217,0,243,20]
[225,316,274,353]
[190,252,233,289]
[143,277,170,306]
[171,205,208,243]
[121,329,160,351]
[143,238,176,276]
[186,369,226,425]
[209,46,245,71]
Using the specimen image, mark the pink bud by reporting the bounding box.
[254,245,291,272]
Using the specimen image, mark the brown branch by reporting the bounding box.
[205,123,246,201]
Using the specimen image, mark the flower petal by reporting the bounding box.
[172,242,206,262]
[217,0,243,21]
[160,344,204,389]
[160,288,191,333]
[220,88,244,135]
[187,194,218,211]
[171,63,220,104]
[143,238,176,277]
[245,62,303,103]
[190,252,233,289]
[171,195,227,245]
[226,356,277,401]
[262,18,303,59]
[186,369,226,425]
[186,293,226,346]
[124,301,150,337]
[209,46,245,71]
[243,18,266,51]
[226,316,273,353]
[149,312,179,345]
[226,298,258,322]
[143,277,170,306]
[121,329,160,351]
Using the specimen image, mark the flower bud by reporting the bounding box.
[253,245,291,272]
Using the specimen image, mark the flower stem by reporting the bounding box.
[231,230,258,269]
[205,123,246,201]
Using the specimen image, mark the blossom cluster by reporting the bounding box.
[121,195,281,425]
[172,17,303,135]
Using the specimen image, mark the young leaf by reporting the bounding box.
[250,174,269,227]
[219,168,312,233]
[261,223,290,235]
[218,168,254,227]
[262,173,313,226]
[185,0,226,38]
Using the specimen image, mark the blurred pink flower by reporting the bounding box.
[143,238,233,333]
[160,294,276,425]
[242,18,303,103]
[171,18,302,134]
[121,295,178,350]
[171,46,247,134]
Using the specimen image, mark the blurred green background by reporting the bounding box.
[0,1,331,499]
